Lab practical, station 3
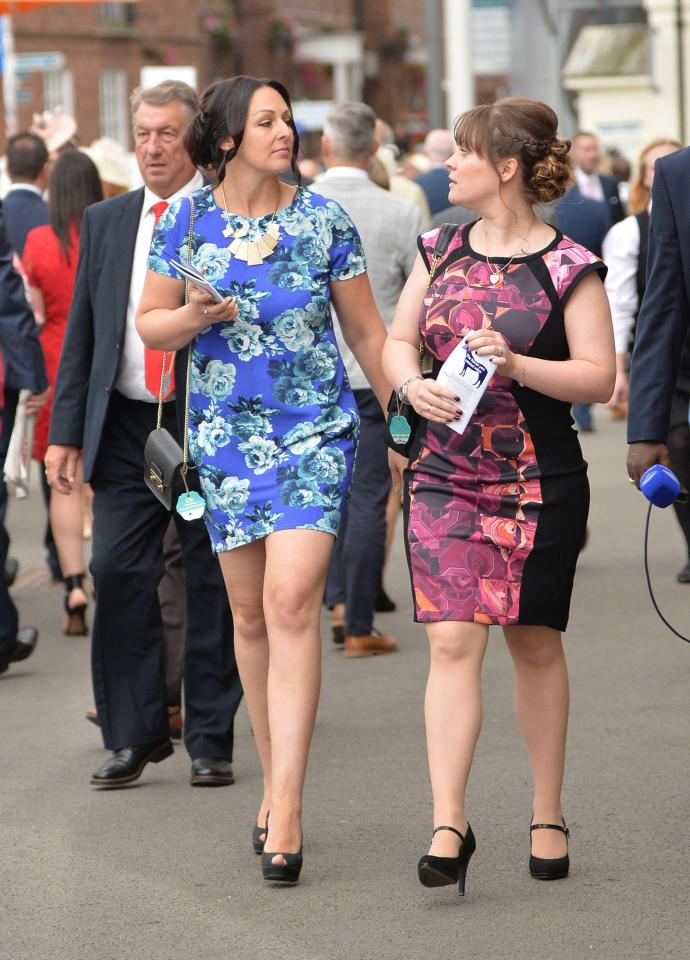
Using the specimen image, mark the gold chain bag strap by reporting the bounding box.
[143,196,204,520]
[385,222,458,457]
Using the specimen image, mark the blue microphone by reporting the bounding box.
[639,464,688,507]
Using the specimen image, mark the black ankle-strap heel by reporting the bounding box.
[417,823,476,896]
[252,812,269,855]
[529,819,570,880]
[63,574,88,636]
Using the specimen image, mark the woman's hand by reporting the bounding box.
[464,327,519,379]
[388,449,407,497]
[187,284,239,327]
[407,377,461,423]
[608,368,629,409]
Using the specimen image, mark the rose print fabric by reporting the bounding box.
[404,222,606,630]
[148,186,365,552]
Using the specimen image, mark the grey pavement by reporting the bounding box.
[2,411,689,960]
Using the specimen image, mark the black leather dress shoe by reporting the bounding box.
[190,757,234,786]
[91,740,174,787]
[0,626,39,674]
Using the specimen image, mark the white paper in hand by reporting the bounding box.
[170,258,224,303]
[436,336,496,436]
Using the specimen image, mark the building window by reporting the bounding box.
[99,69,129,146]
[99,3,135,27]
[44,69,74,117]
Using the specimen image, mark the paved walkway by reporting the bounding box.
[2,411,689,960]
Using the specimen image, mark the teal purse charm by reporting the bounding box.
[176,490,205,521]
[389,413,412,444]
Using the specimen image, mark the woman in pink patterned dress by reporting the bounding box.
[383,98,615,892]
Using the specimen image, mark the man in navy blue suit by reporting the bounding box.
[0,201,49,676]
[45,80,242,788]
[414,129,455,216]
[0,133,50,545]
[627,146,690,484]
[2,132,50,257]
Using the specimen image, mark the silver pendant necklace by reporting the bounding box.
[483,216,535,285]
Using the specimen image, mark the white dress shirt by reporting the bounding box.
[602,213,642,354]
[574,167,605,202]
[115,170,204,401]
[6,182,45,198]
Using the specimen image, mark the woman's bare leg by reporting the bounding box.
[261,529,335,864]
[218,540,271,835]
[503,625,570,859]
[49,458,87,611]
[424,620,489,856]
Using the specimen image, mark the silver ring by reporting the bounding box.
[497,346,505,356]
[628,477,635,484]
[426,403,432,413]
[202,306,208,316]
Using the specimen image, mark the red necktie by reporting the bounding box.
[144,200,175,399]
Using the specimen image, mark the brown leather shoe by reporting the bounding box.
[343,629,399,658]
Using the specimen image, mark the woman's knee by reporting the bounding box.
[427,623,486,666]
[506,628,563,668]
[263,581,320,634]
[230,600,267,643]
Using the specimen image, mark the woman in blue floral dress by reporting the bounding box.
[137,76,392,885]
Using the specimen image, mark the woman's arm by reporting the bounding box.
[381,254,460,423]
[136,269,238,350]
[602,218,639,405]
[469,272,616,404]
[27,285,46,326]
[329,273,390,412]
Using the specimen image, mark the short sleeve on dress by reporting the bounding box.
[549,240,608,308]
[324,200,367,281]
[417,226,443,271]
[147,196,189,279]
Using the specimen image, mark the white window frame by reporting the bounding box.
[43,69,74,117]
[99,68,129,146]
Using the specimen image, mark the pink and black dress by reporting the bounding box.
[404,223,606,631]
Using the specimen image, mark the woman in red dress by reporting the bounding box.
[23,151,102,634]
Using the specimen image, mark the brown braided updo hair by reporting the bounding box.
[454,96,573,203]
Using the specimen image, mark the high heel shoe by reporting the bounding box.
[529,818,570,880]
[417,823,476,896]
[252,812,269,855]
[64,574,88,636]
[261,844,303,885]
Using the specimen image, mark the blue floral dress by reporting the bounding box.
[148,186,365,553]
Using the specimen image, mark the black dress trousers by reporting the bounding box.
[89,390,242,757]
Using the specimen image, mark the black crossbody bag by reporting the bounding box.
[385,222,458,457]
[143,196,197,511]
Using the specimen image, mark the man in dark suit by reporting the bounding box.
[2,132,50,257]
[0,133,50,553]
[45,80,242,788]
[627,146,690,485]
[0,201,49,675]
[414,129,455,216]
[569,131,625,227]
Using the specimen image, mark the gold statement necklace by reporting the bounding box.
[221,181,281,266]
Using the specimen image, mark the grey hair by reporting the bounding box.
[324,101,377,160]
[130,80,199,125]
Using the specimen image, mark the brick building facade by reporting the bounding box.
[3,0,429,150]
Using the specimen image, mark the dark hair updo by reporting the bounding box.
[454,96,573,204]
[185,75,301,184]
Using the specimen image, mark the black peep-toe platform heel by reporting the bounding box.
[529,819,570,880]
[261,844,303,885]
[417,823,476,896]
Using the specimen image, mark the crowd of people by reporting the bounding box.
[1,74,688,892]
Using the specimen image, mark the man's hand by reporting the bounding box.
[25,387,50,416]
[388,449,408,498]
[626,441,671,487]
[45,444,81,495]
